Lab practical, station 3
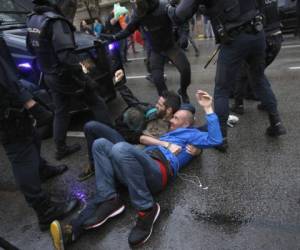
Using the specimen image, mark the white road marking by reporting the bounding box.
[127,74,166,79]
[288,66,300,70]
[67,131,85,138]
[282,44,300,49]
[127,57,146,61]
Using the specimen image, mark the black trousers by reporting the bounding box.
[44,74,113,149]
[2,130,47,206]
[234,33,282,104]
[214,31,279,136]
[150,45,191,96]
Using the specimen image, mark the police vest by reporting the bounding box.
[259,0,281,34]
[26,11,75,74]
[140,0,175,52]
[206,0,258,31]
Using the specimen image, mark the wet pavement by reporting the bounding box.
[1,36,300,250]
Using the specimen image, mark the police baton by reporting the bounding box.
[204,46,220,69]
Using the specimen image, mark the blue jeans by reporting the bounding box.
[215,30,278,136]
[92,139,163,210]
[84,121,125,164]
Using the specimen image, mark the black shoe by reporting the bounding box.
[257,103,267,111]
[145,74,154,83]
[177,89,190,103]
[128,203,160,247]
[215,138,228,153]
[37,199,79,231]
[40,164,68,182]
[83,197,125,230]
[266,123,287,137]
[55,143,81,160]
[50,220,74,250]
[230,104,244,115]
[77,164,95,182]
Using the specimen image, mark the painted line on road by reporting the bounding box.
[288,66,300,70]
[67,131,85,138]
[282,44,300,49]
[127,57,146,61]
[127,74,167,79]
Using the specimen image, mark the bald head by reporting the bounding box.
[169,110,194,131]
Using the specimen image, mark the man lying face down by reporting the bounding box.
[50,90,223,249]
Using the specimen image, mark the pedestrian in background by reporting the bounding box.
[93,18,103,38]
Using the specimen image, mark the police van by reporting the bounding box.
[0,0,116,137]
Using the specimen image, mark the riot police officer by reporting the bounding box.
[27,0,113,160]
[168,0,286,151]
[100,0,192,103]
[0,57,78,231]
[231,0,283,114]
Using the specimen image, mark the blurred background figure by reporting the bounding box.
[93,18,103,38]
[80,19,92,35]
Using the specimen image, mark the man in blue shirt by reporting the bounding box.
[50,90,222,249]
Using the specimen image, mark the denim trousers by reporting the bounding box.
[83,121,125,165]
[92,139,163,210]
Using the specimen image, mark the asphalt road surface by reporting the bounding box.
[1,36,300,250]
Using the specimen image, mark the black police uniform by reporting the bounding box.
[102,0,191,103]
[233,0,283,111]
[170,0,286,145]
[0,57,76,230]
[26,4,113,159]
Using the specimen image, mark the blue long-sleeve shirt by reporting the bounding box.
[144,113,222,175]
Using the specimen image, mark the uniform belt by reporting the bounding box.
[229,22,256,37]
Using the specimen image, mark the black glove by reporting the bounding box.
[28,103,53,127]
[99,33,116,43]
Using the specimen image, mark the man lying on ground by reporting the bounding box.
[50,90,222,249]
[78,70,201,181]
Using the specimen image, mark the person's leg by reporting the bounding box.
[188,34,200,56]
[150,51,167,96]
[51,90,81,160]
[51,91,71,147]
[83,86,113,127]
[256,33,282,110]
[232,62,248,114]
[110,142,162,246]
[246,31,286,136]
[214,34,247,140]
[111,142,163,209]
[166,45,191,103]
[3,139,45,206]
[3,138,77,230]
[78,121,124,182]
[84,121,124,168]
[265,34,282,68]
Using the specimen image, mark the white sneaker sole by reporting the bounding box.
[84,205,125,230]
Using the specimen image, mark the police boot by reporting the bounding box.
[40,163,68,182]
[177,88,190,104]
[55,143,81,160]
[230,99,244,115]
[266,113,287,137]
[214,125,228,153]
[34,198,79,231]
